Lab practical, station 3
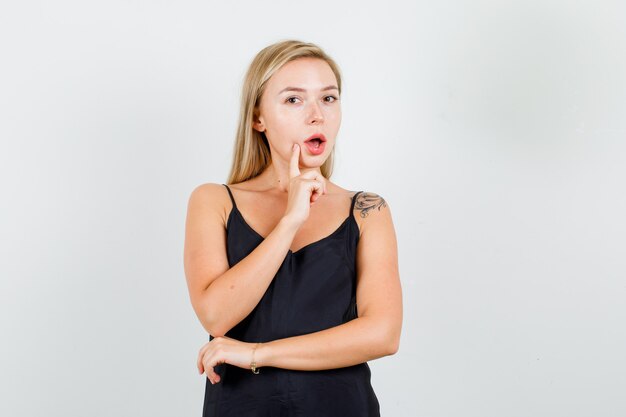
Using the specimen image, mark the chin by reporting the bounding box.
[301,160,326,168]
[302,154,328,166]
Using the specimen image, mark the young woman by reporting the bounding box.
[184,39,403,416]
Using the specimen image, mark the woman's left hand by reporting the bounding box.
[197,336,258,384]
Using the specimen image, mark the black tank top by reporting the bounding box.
[202,184,380,417]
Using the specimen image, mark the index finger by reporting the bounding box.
[289,143,301,179]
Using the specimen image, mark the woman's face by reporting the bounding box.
[253,57,341,168]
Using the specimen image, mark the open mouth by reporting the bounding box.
[303,134,326,154]
[304,134,327,149]
[306,138,323,148]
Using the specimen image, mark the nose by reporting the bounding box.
[307,101,324,125]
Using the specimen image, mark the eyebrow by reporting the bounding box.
[278,85,339,95]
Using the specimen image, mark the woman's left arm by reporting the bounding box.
[198,194,403,382]
[257,193,403,370]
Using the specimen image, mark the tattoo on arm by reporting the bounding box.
[355,192,387,218]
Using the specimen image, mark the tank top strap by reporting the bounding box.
[222,184,238,210]
[350,191,364,217]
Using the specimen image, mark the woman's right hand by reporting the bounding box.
[283,143,327,226]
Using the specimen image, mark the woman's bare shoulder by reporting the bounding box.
[351,190,390,235]
[187,182,230,225]
[353,191,389,219]
[188,182,228,202]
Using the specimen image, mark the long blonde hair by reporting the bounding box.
[225,39,343,185]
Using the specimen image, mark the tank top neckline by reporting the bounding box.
[223,184,363,256]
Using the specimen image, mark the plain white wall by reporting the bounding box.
[1,1,625,416]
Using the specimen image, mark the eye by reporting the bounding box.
[286,96,300,104]
[324,95,339,103]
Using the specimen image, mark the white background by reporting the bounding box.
[1,1,625,416]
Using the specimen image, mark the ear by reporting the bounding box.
[252,107,265,132]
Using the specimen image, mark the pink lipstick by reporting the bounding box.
[303,134,326,155]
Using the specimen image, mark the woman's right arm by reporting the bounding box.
[183,183,300,337]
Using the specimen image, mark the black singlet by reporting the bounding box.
[201,184,381,417]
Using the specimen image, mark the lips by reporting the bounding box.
[303,134,326,155]
[304,133,327,144]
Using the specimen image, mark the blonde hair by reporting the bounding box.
[225,39,343,185]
